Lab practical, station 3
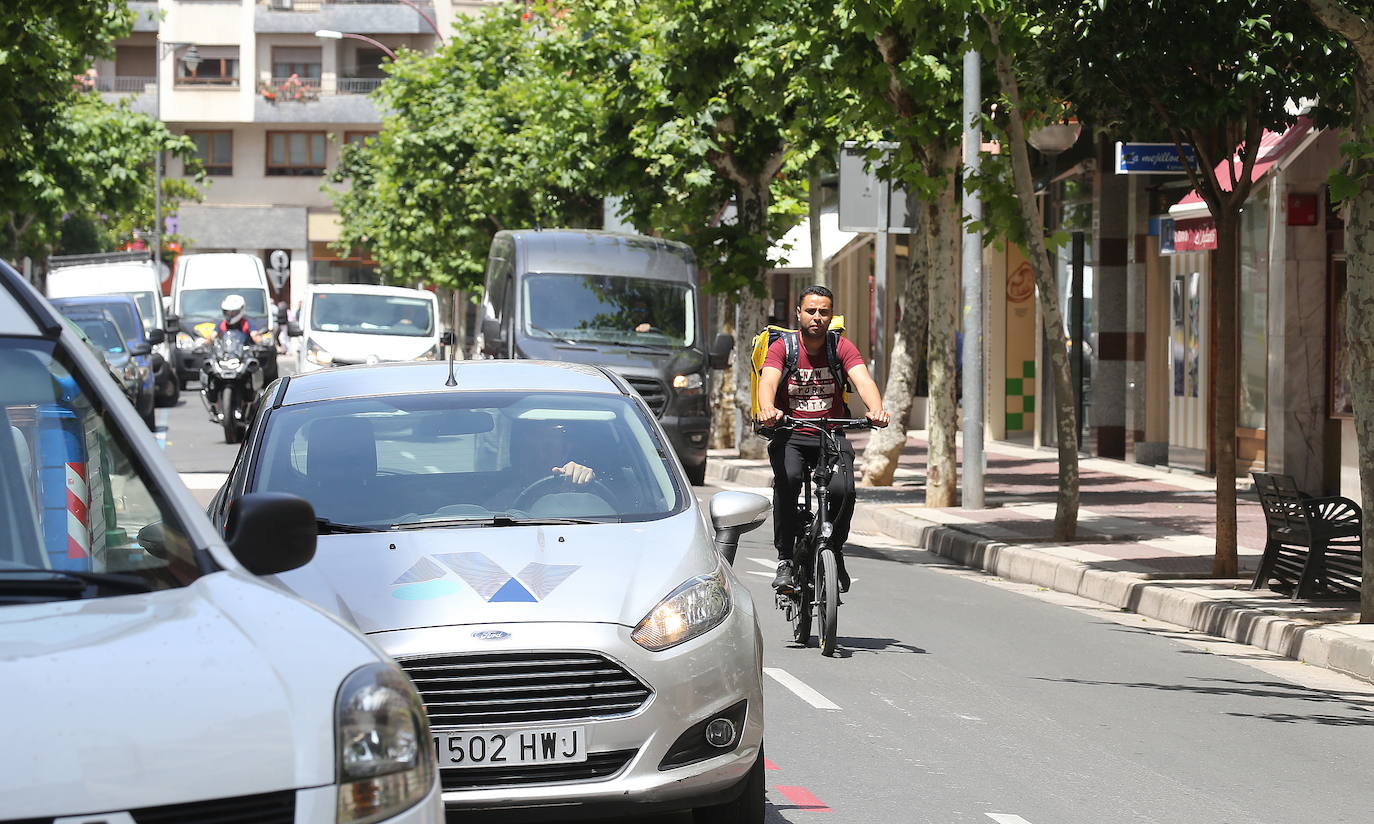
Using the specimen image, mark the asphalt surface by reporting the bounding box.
[158,391,1374,823]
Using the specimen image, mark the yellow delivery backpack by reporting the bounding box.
[749,315,849,430]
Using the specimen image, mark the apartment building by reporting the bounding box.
[97,0,489,305]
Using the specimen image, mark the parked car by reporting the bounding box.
[170,253,278,386]
[478,230,733,485]
[208,359,771,822]
[295,283,443,373]
[0,260,443,823]
[59,311,151,427]
[51,295,158,428]
[45,254,179,406]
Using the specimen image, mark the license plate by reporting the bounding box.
[432,726,587,769]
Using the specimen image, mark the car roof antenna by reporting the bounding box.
[442,329,458,387]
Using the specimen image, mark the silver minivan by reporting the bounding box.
[478,230,732,485]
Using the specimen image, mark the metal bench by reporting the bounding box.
[1250,472,1363,600]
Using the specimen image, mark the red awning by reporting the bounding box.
[1174,117,1313,208]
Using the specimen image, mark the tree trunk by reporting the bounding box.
[710,291,737,450]
[1211,209,1241,577]
[860,184,929,486]
[810,163,826,288]
[734,180,773,461]
[926,151,961,506]
[991,33,1080,539]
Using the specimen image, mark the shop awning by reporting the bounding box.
[1168,117,1315,223]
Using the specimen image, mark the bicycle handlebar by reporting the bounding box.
[760,415,886,436]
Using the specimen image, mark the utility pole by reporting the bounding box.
[961,38,985,509]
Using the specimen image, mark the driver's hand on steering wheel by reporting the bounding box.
[552,461,596,484]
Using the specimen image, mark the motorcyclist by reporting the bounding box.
[213,294,264,345]
[756,285,890,593]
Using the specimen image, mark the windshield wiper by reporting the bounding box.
[316,518,388,534]
[0,569,153,594]
[391,515,612,530]
[590,339,675,350]
[528,324,584,346]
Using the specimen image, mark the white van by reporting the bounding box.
[171,253,278,385]
[46,257,179,405]
[0,261,443,823]
[295,283,442,373]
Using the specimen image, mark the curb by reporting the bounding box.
[708,458,1374,685]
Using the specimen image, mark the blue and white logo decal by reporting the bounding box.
[391,552,579,602]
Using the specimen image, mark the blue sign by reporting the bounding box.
[1115,142,1199,175]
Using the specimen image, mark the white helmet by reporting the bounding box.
[221,294,246,325]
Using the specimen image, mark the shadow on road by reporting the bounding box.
[1033,675,1374,726]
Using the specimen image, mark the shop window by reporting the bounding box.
[187,130,233,176]
[267,132,327,176]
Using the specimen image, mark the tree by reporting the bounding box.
[1302,0,1374,620]
[1047,0,1347,571]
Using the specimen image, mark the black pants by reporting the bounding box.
[768,431,855,562]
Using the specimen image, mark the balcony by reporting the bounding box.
[96,76,158,116]
[255,0,438,35]
[255,77,383,123]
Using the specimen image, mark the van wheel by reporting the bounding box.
[692,747,764,824]
[686,460,707,486]
[155,363,179,407]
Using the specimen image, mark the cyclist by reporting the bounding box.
[757,285,889,593]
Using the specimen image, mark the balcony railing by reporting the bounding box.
[337,77,384,94]
[262,0,432,9]
[96,76,156,93]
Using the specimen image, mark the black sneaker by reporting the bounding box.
[771,561,795,591]
[836,557,851,593]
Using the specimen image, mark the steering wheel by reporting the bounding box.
[511,474,619,513]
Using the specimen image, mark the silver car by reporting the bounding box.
[211,359,771,821]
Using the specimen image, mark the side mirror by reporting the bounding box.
[708,490,770,564]
[480,317,505,355]
[147,328,166,345]
[164,314,179,334]
[287,322,303,337]
[223,492,317,575]
[129,341,152,357]
[136,521,169,559]
[709,333,734,369]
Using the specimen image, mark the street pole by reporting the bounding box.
[961,39,985,509]
[873,180,888,389]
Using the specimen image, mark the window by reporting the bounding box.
[187,130,233,176]
[176,48,239,87]
[271,46,322,86]
[266,131,326,176]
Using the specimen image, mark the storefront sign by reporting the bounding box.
[1173,218,1216,251]
[1115,142,1199,174]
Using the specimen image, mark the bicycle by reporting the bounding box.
[764,416,879,657]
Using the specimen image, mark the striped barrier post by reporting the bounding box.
[38,405,91,571]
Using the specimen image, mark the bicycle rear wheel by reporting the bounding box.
[818,548,839,656]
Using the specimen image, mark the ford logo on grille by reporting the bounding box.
[472,630,510,641]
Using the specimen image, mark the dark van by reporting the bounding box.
[478,230,731,484]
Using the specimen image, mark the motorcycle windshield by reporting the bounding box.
[214,334,247,359]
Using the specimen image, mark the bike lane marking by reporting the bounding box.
[986,815,1035,824]
[775,785,832,812]
[763,667,841,710]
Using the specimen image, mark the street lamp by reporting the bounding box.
[393,0,445,43]
[153,41,201,276]
[315,30,398,60]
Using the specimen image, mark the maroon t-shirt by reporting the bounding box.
[763,335,864,419]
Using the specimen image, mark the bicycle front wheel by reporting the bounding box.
[817,548,840,656]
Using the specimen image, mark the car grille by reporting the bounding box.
[397,651,653,727]
[625,376,667,416]
[2,790,295,824]
[439,749,637,791]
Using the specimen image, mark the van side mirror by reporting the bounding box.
[287,322,303,337]
[708,491,770,564]
[223,493,317,575]
[164,314,179,334]
[129,341,152,357]
[147,328,166,345]
[481,318,505,355]
[709,333,734,369]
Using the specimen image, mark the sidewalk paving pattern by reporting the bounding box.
[708,432,1374,685]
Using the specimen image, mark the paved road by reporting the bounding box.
[161,405,1374,823]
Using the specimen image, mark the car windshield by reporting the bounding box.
[250,391,684,528]
[128,290,159,334]
[181,289,268,324]
[310,292,434,337]
[523,274,695,347]
[72,318,125,353]
[0,338,201,602]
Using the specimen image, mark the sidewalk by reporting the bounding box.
[707,432,1374,685]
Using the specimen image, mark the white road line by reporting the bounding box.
[763,667,841,710]
[744,570,774,579]
[748,557,777,569]
[986,815,1034,824]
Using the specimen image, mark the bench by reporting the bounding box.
[1250,472,1363,600]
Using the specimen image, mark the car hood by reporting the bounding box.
[307,329,435,363]
[515,335,705,376]
[271,509,719,635]
[0,571,375,817]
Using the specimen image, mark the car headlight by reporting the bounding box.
[336,663,434,824]
[415,344,440,361]
[632,565,731,651]
[672,373,705,395]
[307,338,334,366]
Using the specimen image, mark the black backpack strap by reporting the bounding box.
[825,329,851,391]
[782,330,800,381]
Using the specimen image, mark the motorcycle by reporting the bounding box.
[200,332,264,444]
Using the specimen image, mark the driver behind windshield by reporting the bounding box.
[213,294,265,345]
[491,420,599,505]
